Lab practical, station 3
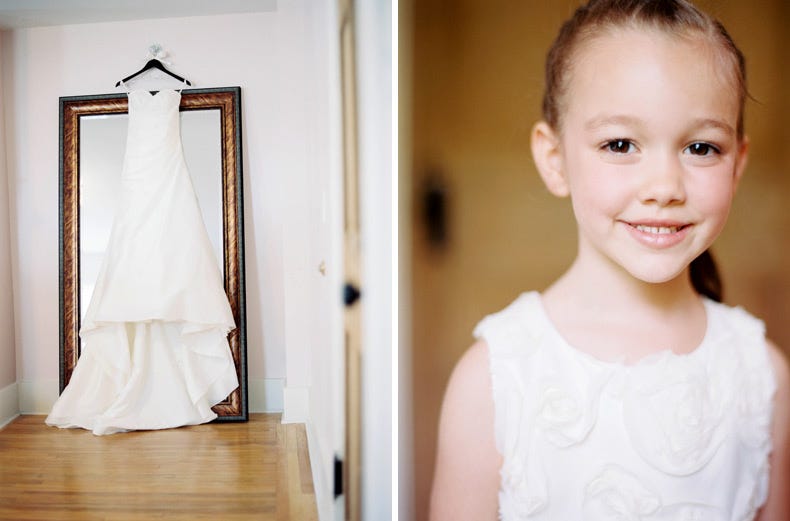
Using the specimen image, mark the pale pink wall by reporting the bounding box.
[1,5,338,395]
[0,32,17,390]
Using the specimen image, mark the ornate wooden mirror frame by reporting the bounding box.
[58,87,248,420]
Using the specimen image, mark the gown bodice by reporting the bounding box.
[123,90,183,179]
[82,89,235,332]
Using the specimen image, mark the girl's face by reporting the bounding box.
[542,27,748,285]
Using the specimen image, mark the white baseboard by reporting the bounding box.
[305,419,336,521]
[249,378,284,413]
[282,386,309,423]
[0,382,19,429]
[17,378,285,415]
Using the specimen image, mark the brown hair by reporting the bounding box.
[542,0,748,302]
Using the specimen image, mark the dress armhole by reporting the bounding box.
[473,293,541,457]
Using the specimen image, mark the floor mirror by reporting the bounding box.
[59,87,248,420]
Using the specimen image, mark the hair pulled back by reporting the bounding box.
[542,0,748,302]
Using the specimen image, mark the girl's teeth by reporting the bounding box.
[635,224,679,234]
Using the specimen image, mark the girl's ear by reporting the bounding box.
[733,135,749,191]
[531,121,569,197]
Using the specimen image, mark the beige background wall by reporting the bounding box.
[406,1,790,519]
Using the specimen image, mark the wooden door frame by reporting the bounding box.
[338,0,362,519]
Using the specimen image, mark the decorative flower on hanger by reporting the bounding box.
[147,43,172,66]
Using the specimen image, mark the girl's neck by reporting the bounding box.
[545,251,702,317]
[541,253,708,363]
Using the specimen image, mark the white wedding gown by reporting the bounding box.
[46,89,238,435]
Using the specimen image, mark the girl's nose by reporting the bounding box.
[638,153,686,206]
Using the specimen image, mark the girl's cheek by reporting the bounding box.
[577,169,631,208]
[688,172,737,214]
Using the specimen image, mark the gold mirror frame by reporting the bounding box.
[58,87,248,420]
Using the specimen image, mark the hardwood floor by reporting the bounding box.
[0,414,318,520]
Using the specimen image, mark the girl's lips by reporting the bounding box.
[621,221,692,249]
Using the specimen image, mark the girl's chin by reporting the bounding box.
[623,262,691,286]
[584,243,705,288]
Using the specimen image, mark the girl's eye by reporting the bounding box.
[603,139,635,154]
[685,142,720,156]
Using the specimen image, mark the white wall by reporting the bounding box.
[277,2,346,520]
[0,32,20,426]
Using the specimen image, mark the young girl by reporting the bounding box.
[430,1,790,519]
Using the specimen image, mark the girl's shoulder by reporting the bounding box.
[431,341,501,520]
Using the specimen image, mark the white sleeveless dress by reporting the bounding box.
[46,89,238,435]
[475,292,776,521]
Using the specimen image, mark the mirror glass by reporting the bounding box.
[79,110,224,320]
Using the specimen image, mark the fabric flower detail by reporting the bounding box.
[535,381,588,447]
[533,357,611,448]
[474,294,548,520]
[583,465,661,520]
[623,357,728,475]
[498,455,548,519]
[495,379,549,519]
[584,466,727,520]
[652,503,725,521]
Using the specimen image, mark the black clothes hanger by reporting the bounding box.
[115,58,192,88]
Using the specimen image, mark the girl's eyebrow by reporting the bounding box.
[584,114,735,136]
[584,114,645,132]
[687,117,735,136]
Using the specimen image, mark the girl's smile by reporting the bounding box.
[619,220,693,249]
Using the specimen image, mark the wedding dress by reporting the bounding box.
[46,89,238,435]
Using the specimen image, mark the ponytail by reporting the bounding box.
[689,249,722,302]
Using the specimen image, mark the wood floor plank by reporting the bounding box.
[275,421,291,521]
[0,414,317,521]
[285,424,318,521]
[296,424,315,494]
